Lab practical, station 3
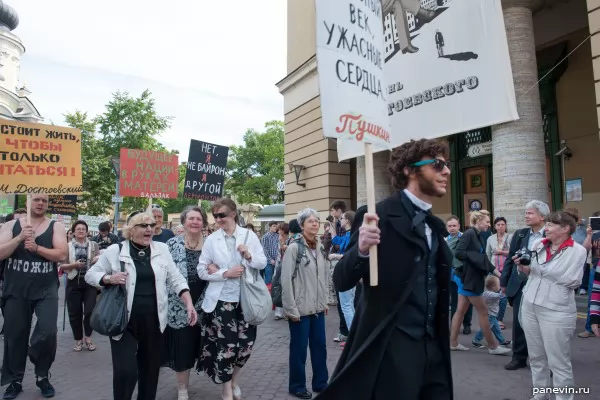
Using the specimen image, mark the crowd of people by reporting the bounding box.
[0,138,599,400]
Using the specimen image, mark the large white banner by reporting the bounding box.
[316,0,393,152]
[337,0,518,160]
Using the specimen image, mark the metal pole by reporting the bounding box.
[113,177,120,235]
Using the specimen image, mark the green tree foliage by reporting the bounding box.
[95,90,174,213]
[65,90,176,216]
[64,111,113,215]
[226,121,284,205]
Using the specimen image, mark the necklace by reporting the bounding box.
[130,241,149,257]
[185,235,201,250]
[31,219,44,238]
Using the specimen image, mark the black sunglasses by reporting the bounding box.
[213,212,228,220]
[410,159,451,172]
[135,223,157,229]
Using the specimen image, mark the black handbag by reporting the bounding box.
[90,244,128,336]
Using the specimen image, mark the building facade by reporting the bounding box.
[278,0,600,228]
[0,1,43,218]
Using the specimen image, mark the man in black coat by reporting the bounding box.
[500,200,549,371]
[317,139,453,400]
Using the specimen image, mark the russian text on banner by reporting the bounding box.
[119,148,179,199]
[0,119,83,194]
[316,0,392,161]
[183,139,229,201]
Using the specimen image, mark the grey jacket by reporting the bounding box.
[281,236,329,319]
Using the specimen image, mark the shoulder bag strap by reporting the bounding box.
[118,243,125,273]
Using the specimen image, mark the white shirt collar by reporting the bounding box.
[403,189,432,212]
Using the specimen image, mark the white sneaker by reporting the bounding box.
[233,384,242,400]
[488,345,512,355]
[178,389,189,400]
[450,343,469,351]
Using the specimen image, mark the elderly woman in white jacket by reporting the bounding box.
[197,198,266,400]
[86,211,196,400]
[516,211,587,400]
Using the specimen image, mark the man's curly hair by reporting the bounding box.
[388,139,449,189]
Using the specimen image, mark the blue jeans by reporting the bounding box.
[497,297,508,322]
[264,264,274,285]
[585,264,596,332]
[338,287,355,329]
[473,315,506,344]
[288,312,329,394]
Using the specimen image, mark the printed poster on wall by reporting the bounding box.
[119,149,179,199]
[333,0,518,160]
[183,140,229,201]
[315,0,393,156]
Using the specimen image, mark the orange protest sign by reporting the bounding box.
[119,148,179,199]
[0,119,83,195]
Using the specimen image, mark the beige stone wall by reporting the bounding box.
[282,96,352,223]
[556,25,600,216]
[287,0,316,74]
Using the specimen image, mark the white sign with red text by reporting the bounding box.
[316,0,393,160]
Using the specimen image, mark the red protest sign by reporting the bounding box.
[119,148,179,199]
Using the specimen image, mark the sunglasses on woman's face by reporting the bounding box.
[410,158,452,172]
[212,212,228,220]
[135,223,156,229]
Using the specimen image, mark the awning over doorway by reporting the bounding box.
[255,204,285,222]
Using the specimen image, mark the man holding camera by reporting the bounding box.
[500,200,550,371]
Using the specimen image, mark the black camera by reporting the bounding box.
[515,247,533,266]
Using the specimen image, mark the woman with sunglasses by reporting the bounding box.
[281,208,329,399]
[60,220,101,352]
[518,211,587,400]
[197,198,267,400]
[86,212,197,400]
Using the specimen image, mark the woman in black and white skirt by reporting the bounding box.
[164,206,209,400]
[197,198,267,400]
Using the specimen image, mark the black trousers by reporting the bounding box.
[373,330,451,400]
[510,288,528,362]
[66,277,97,341]
[449,280,472,327]
[1,296,58,385]
[110,310,162,400]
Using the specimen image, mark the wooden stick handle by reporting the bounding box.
[26,194,32,225]
[364,143,378,287]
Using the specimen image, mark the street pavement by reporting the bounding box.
[0,290,598,400]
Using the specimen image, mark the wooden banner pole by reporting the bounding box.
[26,194,32,225]
[148,197,153,210]
[364,143,378,286]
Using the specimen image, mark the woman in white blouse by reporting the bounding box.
[516,211,587,400]
[486,217,512,329]
[197,198,267,400]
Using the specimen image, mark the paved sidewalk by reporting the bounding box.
[0,291,598,399]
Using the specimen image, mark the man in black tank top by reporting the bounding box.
[0,195,67,399]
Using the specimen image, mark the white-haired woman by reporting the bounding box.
[164,206,210,400]
[281,208,329,400]
[86,211,197,400]
[450,211,511,355]
[197,198,267,400]
[518,211,587,400]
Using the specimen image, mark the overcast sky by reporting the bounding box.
[14,0,287,160]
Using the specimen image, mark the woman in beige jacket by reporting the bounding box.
[281,208,329,399]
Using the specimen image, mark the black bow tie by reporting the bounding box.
[412,209,432,238]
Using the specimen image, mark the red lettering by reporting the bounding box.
[5,138,18,149]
